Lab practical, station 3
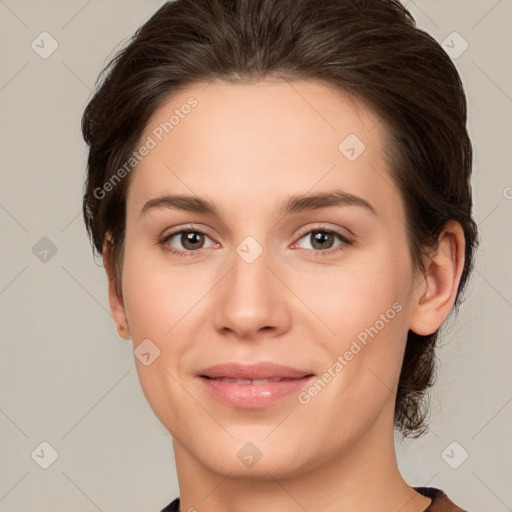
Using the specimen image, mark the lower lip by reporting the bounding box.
[199,376,314,408]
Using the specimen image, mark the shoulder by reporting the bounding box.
[159,497,180,512]
[414,486,472,512]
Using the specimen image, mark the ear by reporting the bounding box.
[102,237,131,340]
[409,220,466,336]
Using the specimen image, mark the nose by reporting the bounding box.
[212,239,292,341]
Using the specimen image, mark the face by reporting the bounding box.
[111,78,421,478]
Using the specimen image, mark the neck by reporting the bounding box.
[172,401,431,512]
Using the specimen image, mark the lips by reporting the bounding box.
[205,377,298,384]
[198,362,312,380]
[197,362,315,408]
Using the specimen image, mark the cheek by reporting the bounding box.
[119,245,201,424]
[297,248,412,400]
[120,242,201,341]
[297,249,411,341]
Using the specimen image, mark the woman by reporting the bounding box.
[81,0,478,510]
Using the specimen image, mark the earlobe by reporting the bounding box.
[409,220,466,336]
[102,237,131,340]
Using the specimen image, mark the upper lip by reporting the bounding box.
[198,362,314,380]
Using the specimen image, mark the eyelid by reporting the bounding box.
[161,223,353,242]
[161,223,215,239]
[294,223,354,240]
[160,224,218,248]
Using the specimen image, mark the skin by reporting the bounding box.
[103,78,465,512]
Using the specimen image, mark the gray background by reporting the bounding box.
[0,0,511,510]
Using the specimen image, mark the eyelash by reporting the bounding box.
[158,225,354,258]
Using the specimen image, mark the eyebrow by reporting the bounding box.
[140,189,377,218]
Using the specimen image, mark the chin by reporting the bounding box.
[182,433,320,481]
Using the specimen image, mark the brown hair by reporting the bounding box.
[82,0,478,438]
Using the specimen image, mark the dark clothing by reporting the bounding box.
[415,487,468,511]
[159,486,469,511]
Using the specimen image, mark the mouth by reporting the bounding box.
[197,361,313,380]
[197,362,315,408]
[201,376,307,384]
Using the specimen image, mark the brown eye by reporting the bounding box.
[309,231,336,250]
[293,227,354,257]
[180,230,205,250]
[161,228,216,256]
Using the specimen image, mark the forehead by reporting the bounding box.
[126,78,401,222]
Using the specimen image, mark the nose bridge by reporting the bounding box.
[212,232,289,337]
[230,233,275,309]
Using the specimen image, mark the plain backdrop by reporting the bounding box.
[0,1,511,511]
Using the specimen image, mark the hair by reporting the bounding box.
[82,0,478,438]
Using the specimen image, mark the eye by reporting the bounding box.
[160,227,217,256]
[159,225,354,258]
[292,226,354,256]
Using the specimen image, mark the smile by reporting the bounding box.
[197,362,315,408]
